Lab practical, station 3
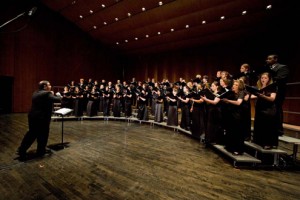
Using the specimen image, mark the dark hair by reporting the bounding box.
[38,80,49,90]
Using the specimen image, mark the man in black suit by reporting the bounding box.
[266,54,289,136]
[17,80,62,160]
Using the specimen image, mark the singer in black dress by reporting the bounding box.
[137,89,149,121]
[221,79,245,155]
[190,84,206,140]
[201,81,223,145]
[178,86,191,130]
[86,87,99,117]
[154,90,164,123]
[166,87,179,126]
[112,85,123,117]
[123,86,133,117]
[72,86,84,117]
[252,72,278,149]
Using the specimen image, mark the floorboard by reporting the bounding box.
[0,113,300,200]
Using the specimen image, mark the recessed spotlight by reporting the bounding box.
[202,20,206,24]
[170,28,174,32]
[125,39,128,43]
[135,37,138,40]
[103,22,107,25]
[116,42,119,45]
[89,10,93,14]
[185,25,189,28]
[71,1,76,5]
[93,26,97,29]
[266,5,272,10]
[79,15,83,19]
[220,16,225,20]
[142,7,146,11]
[157,32,161,35]
[242,10,247,15]
[127,12,131,17]
[145,34,149,38]
[115,17,119,21]
[102,4,105,8]
[159,1,163,6]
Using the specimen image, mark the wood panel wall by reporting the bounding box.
[0,1,123,112]
[123,25,300,125]
[0,0,299,125]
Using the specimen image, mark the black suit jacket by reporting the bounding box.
[270,63,289,105]
[28,90,62,122]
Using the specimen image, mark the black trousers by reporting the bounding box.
[19,117,50,155]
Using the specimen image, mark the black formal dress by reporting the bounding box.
[179,93,191,130]
[253,86,278,148]
[190,91,206,140]
[166,93,178,126]
[137,93,148,121]
[154,95,164,123]
[204,92,223,144]
[223,91,245,154]
[112,91,123,117]
[124,89,132,117]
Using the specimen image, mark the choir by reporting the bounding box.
[56,62,285,156]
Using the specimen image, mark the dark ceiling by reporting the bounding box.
[40,0,292,55]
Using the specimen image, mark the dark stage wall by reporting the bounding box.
[0,1,123,113]
[0,0,299,125]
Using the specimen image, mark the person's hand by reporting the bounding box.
[56,92,62,97]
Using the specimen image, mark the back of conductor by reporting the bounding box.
[17,80,62,160]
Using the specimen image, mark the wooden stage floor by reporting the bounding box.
[0,113,299,200]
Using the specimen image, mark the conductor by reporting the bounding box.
[16,80,62,161]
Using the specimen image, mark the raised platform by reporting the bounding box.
[212,144,261,168]
[279,135,300,162]
[244,141,287,166]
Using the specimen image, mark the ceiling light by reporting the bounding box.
[220,16,225,20]
[127,13,131,17]
[142,7,146,11]
[202,20,206,24]
[242,10,247,15]
[125,40,128,43]
[116,42,119,45]
[157,32,161,35]
[185,25,189,28]
[79,15,83,19]
[101,4,105,8]
[266,5,272,10]
[89,10,93,14]
[135,37,138,40]
[170,28,174,32]
[103,22,107,25]
[159,1,163,6]
[71,1,76,5]
[93,26,97,29]
[145,34,149,38]
[115,17,119,21]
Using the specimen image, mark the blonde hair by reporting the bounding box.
[257,72,273,89]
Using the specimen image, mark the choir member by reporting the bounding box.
[201,81,223,145]
[166,87,179,126]
[72,86,84,117]
[190,84,206,140]
[252,72,278,149]
[112,85,123,117]
[154,89,164,123]
[178,86,191,131]
[221,79,245,155]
